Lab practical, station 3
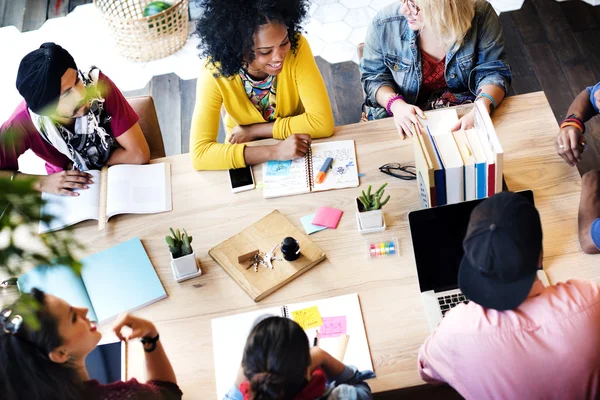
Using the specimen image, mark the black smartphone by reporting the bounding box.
[228,166,255,193]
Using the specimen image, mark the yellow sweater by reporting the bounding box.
[190,35,334,170]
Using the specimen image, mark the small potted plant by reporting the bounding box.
[166,227,202,282]
[356,183,390,233]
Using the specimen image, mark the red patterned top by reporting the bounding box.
[419,49,447,104]
[84,378,182,400]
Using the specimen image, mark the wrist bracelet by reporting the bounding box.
[560,121,584,134]
[563,114,586,134]
[476,93,496,114]
[140,333,159,353]
[386,94,405,116]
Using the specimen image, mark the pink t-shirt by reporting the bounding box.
[418,279,600,399]
[0,72,139,174]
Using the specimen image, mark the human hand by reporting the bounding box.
[556,125,585,167]
[35,170,93,196]
[451,109,476,132]
[112,313,158,341]
[229,125,255,144]
[390,100,425,139]
[274,134,312,160]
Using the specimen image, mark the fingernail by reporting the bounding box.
[84,185,89,189]
[74,193,80,196]
[88,180,93,183]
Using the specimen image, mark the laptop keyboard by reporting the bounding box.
[438,293,469,317]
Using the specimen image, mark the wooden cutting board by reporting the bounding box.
[208,210,326,302]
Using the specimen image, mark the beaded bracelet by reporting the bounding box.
[386,94,405,116]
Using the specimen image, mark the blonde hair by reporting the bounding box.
[416,0,476,48]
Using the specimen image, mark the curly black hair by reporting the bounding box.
[194,0,309,78]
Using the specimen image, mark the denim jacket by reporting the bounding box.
[360,0,511,108]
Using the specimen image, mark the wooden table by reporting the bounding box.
[24,92,596,398]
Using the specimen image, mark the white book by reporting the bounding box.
[473,101,504,194]
[453,129,476,201]
[211,293,373,399]
[421,108,459,136]
[262,140,359,199]
[39,163,172,233]
[433,133,465,204]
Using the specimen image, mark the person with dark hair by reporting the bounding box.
[0,288,181,400]
[418,192,600,398]
[225,316,374,400]
[0,42,150,196]
[554,82,600,255]
[190,0,334,171]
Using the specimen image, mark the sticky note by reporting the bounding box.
[311,207,343,229]
[291,306,323,330]
[300,213,328,235]
[320,316,347,338]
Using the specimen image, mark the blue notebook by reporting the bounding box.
[18,237,166,322]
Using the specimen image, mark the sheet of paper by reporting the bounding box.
[320,316,347,338]
[300,213,328,235]
[262,158,311,198]
[106,163,172,218]
[311,140,359,192]
[291,306,323,330]
[38,169,101,233]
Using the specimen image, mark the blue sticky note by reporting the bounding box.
[300,213,328,235]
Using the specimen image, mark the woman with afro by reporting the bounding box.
[191,0,334,170]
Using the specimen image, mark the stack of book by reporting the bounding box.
[413,102,504,208]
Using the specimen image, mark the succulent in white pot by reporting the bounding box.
[356,183,389,233]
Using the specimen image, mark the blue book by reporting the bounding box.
[18,237,166,322]
[465,129,488,200]
[425,128,447,206]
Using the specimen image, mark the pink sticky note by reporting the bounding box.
[320,316,347,338]
[312,207,343,229]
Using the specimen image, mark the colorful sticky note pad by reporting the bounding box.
[320,316,347,338]
[291,306,323,330]
[300,213,328,235]
[312,207,343,229]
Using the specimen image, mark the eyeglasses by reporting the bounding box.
[379,163,416,180]
[401,0,420,16]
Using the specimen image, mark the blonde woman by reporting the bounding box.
[360,0,511,138]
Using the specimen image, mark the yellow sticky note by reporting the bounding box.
[291,306,323,330]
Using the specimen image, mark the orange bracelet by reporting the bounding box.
[559,121,583,132]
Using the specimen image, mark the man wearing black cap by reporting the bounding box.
[0,43,150,196]
[418,192,600,398]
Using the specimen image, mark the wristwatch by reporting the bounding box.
[140,333,160,353]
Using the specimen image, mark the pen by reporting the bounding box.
[313,330,319,347]
[315,157,333,184]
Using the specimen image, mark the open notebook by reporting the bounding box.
[18,237,167,323]
[211,293,373,399]
[39,162,172,233]
[263,140,359,198]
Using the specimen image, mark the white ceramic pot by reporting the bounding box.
[170,251,202,282]
[356,198,385,230]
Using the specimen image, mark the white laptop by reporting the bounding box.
[408,190,535,332]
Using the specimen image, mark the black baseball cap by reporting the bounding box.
[458,191,543,311]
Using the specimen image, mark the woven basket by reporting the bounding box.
[93,0,190,62]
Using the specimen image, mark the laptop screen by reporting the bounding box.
[408,190,534,293]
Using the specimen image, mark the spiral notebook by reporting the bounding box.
[262,140,359,199]
[211,293,373,399]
